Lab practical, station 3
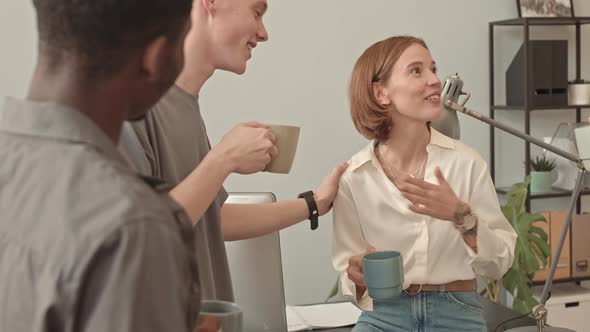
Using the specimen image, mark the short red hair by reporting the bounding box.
[349,36,428,141]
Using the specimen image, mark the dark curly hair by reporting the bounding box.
[32,0,192,76]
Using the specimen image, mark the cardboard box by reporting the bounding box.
[532,211,571,282]
[550,211,571,280]
[572,214,590,278]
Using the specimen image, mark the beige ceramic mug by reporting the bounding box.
[264,124,300,174]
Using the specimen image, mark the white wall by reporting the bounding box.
[0,1,36,99]
[1,0,589,305]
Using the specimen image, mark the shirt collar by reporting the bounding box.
[348,127,456,172]
[0,97,127,165]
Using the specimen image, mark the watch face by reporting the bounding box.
[465,213,477,222]
[462,214,477,230]
[457,202,470,215]
[454,203,471,223]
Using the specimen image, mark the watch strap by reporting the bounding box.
[298,190,319,230]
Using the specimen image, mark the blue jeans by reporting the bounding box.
[352,291,486,332]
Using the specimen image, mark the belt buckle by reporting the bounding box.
[403,284,423,296]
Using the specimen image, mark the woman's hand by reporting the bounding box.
[396,167,465,224]
[346,246,376,301]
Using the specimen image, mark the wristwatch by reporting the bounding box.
[298,191,319,230]
[454,202,478,234]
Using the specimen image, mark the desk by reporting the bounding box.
[319,297,536,332]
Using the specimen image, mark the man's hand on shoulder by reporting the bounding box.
[314,162,349,215]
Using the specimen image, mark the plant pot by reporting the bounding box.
[568,83,590,105]
[530,171,553,193]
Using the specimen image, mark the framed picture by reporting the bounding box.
[517,0,575,17]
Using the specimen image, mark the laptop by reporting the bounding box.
[225,192,288,332]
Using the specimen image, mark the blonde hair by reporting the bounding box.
[349,36,428,141]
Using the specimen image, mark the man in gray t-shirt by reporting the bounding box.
[119,0,347,304]
[122,85,234,301]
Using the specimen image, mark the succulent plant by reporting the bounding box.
[529,155,556,172]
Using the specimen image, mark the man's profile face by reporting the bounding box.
[208,0,269,74]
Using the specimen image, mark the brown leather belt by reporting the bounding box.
[404,279,477,296]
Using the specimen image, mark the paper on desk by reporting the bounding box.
[286,302,362,331]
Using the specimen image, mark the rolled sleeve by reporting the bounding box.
[466,160,517,280]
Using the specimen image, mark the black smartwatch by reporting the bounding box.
[298,190,319,230]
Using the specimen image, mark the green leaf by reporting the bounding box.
[502,268,519,294]
[529,223,548,242]
[521,213,546,224]
[482,175,550,315]
[529,243,546,268]
[530,234,550,258]
[326,276,339,301]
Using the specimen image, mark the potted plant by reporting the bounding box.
[529,155,556,193]
[568,78,590,105]
[480,176,551,314]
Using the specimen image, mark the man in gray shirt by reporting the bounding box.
[120,0,347,303]
[0,1,215,331]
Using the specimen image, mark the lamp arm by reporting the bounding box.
[445,100,587,309]
[445,101,582,166]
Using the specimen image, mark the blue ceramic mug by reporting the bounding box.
[362,251,404,300]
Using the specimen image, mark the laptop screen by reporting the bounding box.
[225,192,288,332]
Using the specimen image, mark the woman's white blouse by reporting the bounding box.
[332,129,517,310]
